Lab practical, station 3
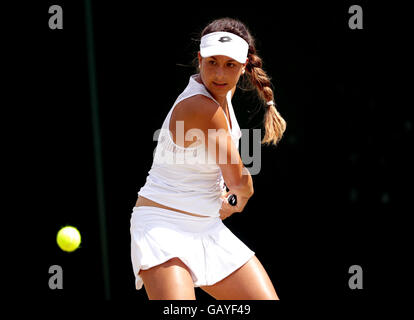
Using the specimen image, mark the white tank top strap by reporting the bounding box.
[226,91,242,141]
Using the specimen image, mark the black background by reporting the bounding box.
[6,0,412,309]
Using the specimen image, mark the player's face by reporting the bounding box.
[198,52,247,101]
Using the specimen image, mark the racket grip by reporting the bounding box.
[224,183,237,206]
[227,194,237,206]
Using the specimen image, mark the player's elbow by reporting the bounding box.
[227,173,254,198]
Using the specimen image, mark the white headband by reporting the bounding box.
[200,31,249,64]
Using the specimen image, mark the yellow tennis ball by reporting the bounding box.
[57,226,81,252]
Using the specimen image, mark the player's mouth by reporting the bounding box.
[213,82,227,87]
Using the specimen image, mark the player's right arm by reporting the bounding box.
[180,95,254,203]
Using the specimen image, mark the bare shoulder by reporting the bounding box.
[174,94,217,118]
[173,95,228,131]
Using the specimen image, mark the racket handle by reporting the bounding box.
[227,194,237,206]
[224,183,237,206]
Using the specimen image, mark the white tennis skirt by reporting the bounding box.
[130,206,255,290]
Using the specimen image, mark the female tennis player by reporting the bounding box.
[130,17,286,300]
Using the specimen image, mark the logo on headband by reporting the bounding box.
[218,36,232,43]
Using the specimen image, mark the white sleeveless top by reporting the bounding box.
[137,74,242,217]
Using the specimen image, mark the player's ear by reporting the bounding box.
[241,58,248,74]
[198,51,202,68]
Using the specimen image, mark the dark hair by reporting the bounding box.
[200,17,286,146]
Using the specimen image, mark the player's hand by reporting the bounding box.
[219,189,249,220]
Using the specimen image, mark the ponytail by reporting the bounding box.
[245,51,286,146]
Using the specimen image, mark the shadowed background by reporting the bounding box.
[13,1,411,302]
